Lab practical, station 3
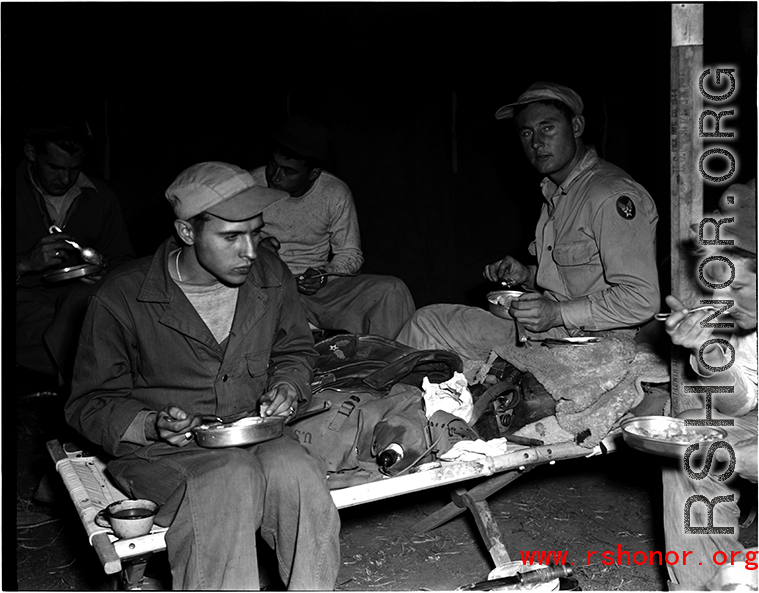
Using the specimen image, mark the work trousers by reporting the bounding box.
[108,432,341,590]
[395,304,570,381]
[301,274,415,340]
[662,409,757,589]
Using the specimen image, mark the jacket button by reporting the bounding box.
[222,375,229,382]
[547,245,552,251]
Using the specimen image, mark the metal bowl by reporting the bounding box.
[487,290,525,319]
[620,416,727,459]
[42,263,103,283]
[192,415,285,448]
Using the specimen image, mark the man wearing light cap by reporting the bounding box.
[397,82,660,379]
[250,115,416,339]
[65,162,341,590]
[661,180,757,590]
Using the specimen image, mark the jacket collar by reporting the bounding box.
[137,238,284,304]
[540,145,599,202]
[25,162,98,198]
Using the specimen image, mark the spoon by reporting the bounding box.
[48,225,105,266]
[654,305,719,321]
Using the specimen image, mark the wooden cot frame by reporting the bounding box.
[47,434,618,590]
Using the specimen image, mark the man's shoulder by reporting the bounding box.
[96,256,152,298]
[312,171,352,199]
[579,154,654,207]
[253,244,292,282]
[80,173,120,200]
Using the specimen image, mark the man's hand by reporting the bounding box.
[259,381,299,423]
[510,293,562,332]
[297,267,327,295]
[483,256,530,287]
[17,234,75,275]
[155,404,204,447]
[663,295,715,351]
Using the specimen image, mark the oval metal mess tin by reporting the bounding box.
[192,415,285,448]
[620,416,727,459]
[487,290,525,319]
[42,263,103,283]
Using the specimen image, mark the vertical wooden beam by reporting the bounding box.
[670,4,704,415]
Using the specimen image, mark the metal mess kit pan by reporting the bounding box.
[42,263,103,283]
[192,400,332,448]
[192,415,286,448]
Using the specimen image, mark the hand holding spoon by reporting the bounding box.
[49,225,105,266]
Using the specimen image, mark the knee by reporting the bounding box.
[262,447,327,493]
[371,275,413,302]
[190,449,262,494]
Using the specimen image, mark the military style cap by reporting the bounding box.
[166,162,287,221]
[495,82,584,120]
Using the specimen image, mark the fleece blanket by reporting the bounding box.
[494,335,669,448]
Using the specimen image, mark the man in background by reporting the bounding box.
[250,115,415,339]
[397,82,660,379]
[16,113,134,384]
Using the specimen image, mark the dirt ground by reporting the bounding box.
[12,367,757,591]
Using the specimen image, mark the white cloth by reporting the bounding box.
[439,438,509,462]
[422,371,473,423]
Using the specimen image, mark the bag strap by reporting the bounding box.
[327,394,362,432]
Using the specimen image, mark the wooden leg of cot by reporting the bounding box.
[450,489,511,567]
[411,468,529,533]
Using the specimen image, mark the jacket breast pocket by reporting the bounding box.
[551,240,600,296]
[245,352,270,379]
[552,240,597,267]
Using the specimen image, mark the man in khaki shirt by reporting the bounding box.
[397,82,660,378]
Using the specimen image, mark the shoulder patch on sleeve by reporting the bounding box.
[615,196,636,220]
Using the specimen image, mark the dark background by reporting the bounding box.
[5,2,756,308]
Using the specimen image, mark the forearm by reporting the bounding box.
[325,250,363,275]
[65,299,145,456]
[560,281,659,331]
[326,193,363,275]
[267,275,318,405]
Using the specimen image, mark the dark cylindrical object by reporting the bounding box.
[377,443,404,470]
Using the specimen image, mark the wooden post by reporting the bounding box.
[670,3,704,415]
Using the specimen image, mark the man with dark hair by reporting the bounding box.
[16,116,134,381]
[397,82,660,379]
[65,161,341,590]
[250,115,416,339]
